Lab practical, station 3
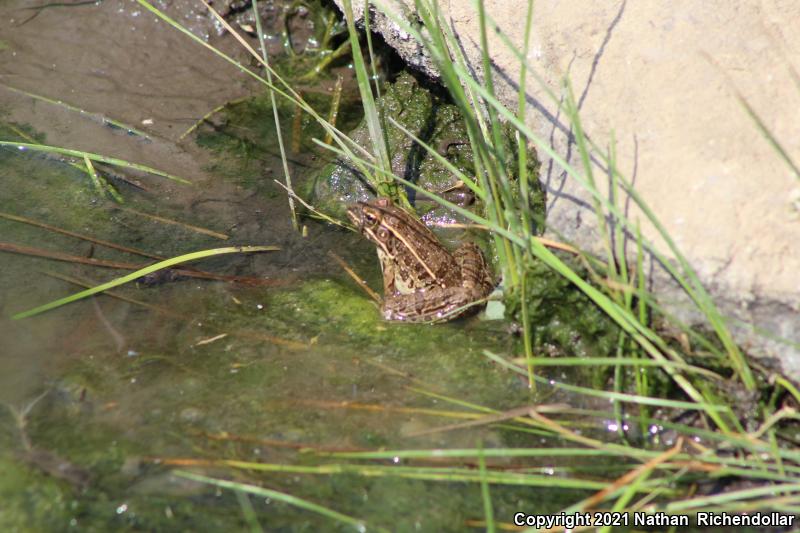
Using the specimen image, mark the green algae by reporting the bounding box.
[502,255,623,389]
[304,72,465,217]
[0,456,73,532]
[211,275,525,405]
[194,88,362,191]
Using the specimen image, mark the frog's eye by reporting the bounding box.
[364,212,378,226]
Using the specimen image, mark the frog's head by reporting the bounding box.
[346,198,395,249]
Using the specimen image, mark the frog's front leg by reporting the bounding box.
[376,248,397,295]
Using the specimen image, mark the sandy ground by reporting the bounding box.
[340,0,800,378]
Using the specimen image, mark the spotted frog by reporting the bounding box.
[346,198,494,322]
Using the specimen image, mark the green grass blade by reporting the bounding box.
[520,272,535,389]
[516,0,534,228]
[473,0,508,178]
[341,0,407,206]
[734,87,800,182]
[0,82,152,140]
[477,446,496,533]
[252,0,298,231]
[83,154,104,195]
[328,447,653,461]
[11,246,279,319]
[175,471,369,531]
[234,490,263,533]
[83,155,124,203]
[220,459,618,490]
[504,356,723,379]
[0,141,191,184]
[664,482,800,512]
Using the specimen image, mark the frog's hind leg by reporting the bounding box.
[454,242,494,293]
[382,287,476,322]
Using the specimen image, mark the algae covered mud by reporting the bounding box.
[1,0,797,531]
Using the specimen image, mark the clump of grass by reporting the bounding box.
[369,0,764,420]
[348,0,799,521]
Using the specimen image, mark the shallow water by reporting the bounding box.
[0,1,583,530]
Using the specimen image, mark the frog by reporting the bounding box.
[346,198,494,322]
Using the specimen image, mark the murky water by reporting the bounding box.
[0,1,582,530]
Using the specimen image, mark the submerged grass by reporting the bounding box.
[0,82,152,140]
[252,0,297,230]
[175,471,373,532]
[11,246,278,319]
[0,141,191,185]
